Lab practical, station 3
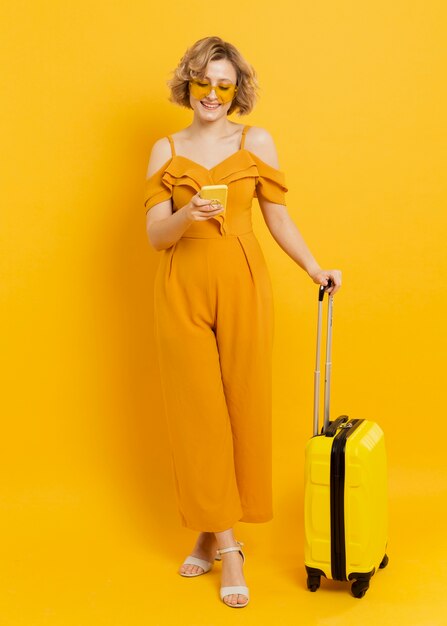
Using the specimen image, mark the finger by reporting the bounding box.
[329,274,341,295]
[326,274,335,294]
[197,203,219,212]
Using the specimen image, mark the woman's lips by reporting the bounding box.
[201,101,220,110]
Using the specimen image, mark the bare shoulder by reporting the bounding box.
[245,126,281,169]
[145,136,172,179]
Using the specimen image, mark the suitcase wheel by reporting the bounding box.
[379,554,389,569]
[307,574,321,592]
[351,579,369,599]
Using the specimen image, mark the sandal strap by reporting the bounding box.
[214,539,243,561]
[216,546,245,565]
[216,546,241,555]
[182,555,212,570]
[220,585,249,599]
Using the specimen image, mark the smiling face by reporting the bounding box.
[189,58,238,119]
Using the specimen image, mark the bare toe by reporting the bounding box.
[180,563,205,575]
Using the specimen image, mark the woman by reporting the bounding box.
[144,36,342,608]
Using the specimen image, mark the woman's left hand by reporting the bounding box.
[309,269,342,296]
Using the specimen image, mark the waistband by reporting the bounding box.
[182,229,253,239]
[181,218,254,239]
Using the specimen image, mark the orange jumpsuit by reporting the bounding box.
[143,124,288,532]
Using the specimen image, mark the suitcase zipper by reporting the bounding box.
[330,419,364,581]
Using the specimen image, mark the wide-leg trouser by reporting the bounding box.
[153,228,274,532]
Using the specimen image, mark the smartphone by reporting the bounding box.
[199,184,228,214]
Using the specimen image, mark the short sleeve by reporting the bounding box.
[143,164,173,213]
[252,154,288,205]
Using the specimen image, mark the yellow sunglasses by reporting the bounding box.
[188,79,238,104]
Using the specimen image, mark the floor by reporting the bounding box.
[2,464,446,626]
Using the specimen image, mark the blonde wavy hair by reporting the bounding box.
[167,36,260,117]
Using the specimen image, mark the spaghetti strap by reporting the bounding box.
[166,135,176,157]
[240,124,251,150]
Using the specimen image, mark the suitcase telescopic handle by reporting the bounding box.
[313,279,333,436]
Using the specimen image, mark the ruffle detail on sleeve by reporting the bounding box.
[161,159,204,193]
[248,152,288,205]
[211,150,259,184]
[218,164,259,186]
[143,159,173,213]
[144,159,207,213]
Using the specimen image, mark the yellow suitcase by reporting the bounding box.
[304,283,389,598]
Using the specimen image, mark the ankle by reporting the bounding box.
[199,531,216,542]
[214,528,237,551]
[218,541,244,557]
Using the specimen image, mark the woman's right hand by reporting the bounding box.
[183,192,224,222]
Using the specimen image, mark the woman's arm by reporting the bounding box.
[260,202,341,295]
[145,138,195,251]
[248,128,342,296]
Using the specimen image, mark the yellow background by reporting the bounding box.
[1,1,446,623]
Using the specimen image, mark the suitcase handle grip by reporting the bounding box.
[324,415,349,437]
[318,278,333,301]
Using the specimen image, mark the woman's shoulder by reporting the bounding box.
[145,136,173,179]
[245,126,282,170]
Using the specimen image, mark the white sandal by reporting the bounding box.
[179,540,244,577]
[214,539,244,561]
[216,544,249,608]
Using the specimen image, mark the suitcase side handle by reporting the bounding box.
[313,280,333,436]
